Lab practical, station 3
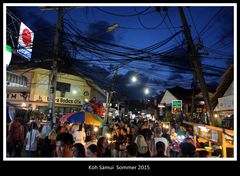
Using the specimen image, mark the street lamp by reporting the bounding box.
[90,23,119,39]
[144,88,150,95]
[107,23,119,33]
[143,88,150,111]
[131,76,137,83]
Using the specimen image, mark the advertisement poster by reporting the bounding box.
[17,22,34,60]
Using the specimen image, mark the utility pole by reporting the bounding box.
[178,7,214,124]
[104,68,118,121]
[47,7,64,123]
[191,73,197,116]
[104,91,110,121]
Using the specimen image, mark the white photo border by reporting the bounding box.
[3,2,237,161]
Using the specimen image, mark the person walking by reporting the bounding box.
[25,122,40,157]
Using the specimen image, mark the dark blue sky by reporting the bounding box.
[7,5,234,100]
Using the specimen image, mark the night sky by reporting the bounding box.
[6,5,234,100]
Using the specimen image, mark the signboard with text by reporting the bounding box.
[33,95,82,105]
[172,100,182,113]
[17,22,34,60]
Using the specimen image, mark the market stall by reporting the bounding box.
[183,120,234,158]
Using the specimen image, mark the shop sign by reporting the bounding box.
[17,22,34,60]
[34,95,82,105]
[7,93,25,101]
[55,97,81,105]
[172,100,182,113]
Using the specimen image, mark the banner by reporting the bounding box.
[17,22,34,60]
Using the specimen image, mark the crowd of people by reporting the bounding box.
[6,115,213,158]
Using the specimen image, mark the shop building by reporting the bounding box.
[6,68,106,115]
[212,65,233,129]
[214,81,234,129]
[159,86,214,114]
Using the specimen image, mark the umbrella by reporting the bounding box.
[95,114,106,127]
[59,112,76,122]
[60,111,101,126]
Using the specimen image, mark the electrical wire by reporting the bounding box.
[8,6,231,90]
[165,12,183,45]
[187,7,200,40]
[95,7,152,17]
[135,7,167,30]
[60,29,225,77]
[159,10,182,46]
[198,7,224,37]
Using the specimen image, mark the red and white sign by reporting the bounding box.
[17,22,34,60]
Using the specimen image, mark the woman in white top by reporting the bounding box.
[25,122,40,157]
[72,124,86,146]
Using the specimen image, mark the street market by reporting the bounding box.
[4,4,236,159]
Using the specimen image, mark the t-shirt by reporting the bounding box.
[25,129,40,151]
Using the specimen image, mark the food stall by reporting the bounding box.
[183,121,234,158]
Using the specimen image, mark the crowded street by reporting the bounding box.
[4,4,235,159]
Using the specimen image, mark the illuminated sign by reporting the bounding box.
[5,45,12,67]
[17,22,34,60]
[172,100,182,113]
